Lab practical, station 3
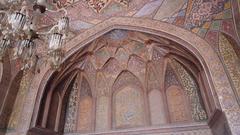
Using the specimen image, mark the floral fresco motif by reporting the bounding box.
[187,0,233,39]
[162,0,234,43]
[85,0,110,13]
[64,79,79,133]
[185,0,226,29]
[164,64,180,89]
[40,0,237,45]
[219,34,240,102]
[171,60,208,121]
[84,0,129,13]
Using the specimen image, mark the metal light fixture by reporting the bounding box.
[0,0,69,70]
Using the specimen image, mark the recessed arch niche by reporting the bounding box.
[33,29,220,135]
[112,71,146,129]
[76,74,94,132]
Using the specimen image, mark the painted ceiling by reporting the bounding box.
[34,0,239,58]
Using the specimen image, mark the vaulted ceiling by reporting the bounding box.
[0,0,239,54]
[38,0,236,40]
[33,0,239,58]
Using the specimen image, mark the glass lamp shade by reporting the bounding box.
[48,33,64,69]
[0,38,10,60]
[49,49,63,69]
[0,13,7,24]
[49,33,63,51]
[58,17,69,33]
[7,0,19,4]
[8,12,27,32]
[17,39,35,60]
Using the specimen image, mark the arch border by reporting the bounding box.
[17,17,240,135]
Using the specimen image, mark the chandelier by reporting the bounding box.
[0,0,69,70]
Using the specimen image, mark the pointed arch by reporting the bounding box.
[36,70,78,131]
[112,70,146,129]
[112,70,143,91]
[45,71,79,131]
[62,71,94,133]
[26,17,240,134]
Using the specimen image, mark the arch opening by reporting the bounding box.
[32,29,220,135]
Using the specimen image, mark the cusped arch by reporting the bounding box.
[27,17,239,134]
